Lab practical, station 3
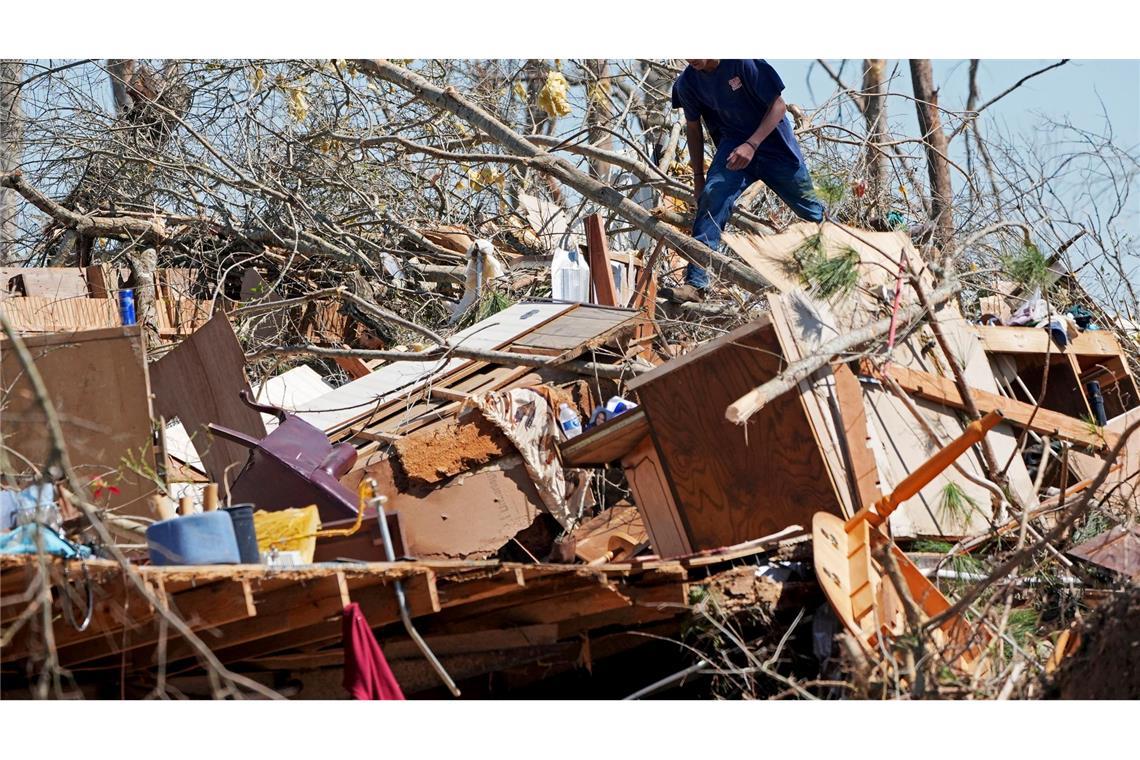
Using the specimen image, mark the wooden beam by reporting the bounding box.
[629,239,664,357]
[172,571,440,667]
[435,567,528,608]
[57,579,257,667]
[878,362,1118,450]
[132,572,351,670]
[584,214,619,306]
[334,355,373,380]
[428,386,472,403]
[833,363,882,510]
[3,570,156,662]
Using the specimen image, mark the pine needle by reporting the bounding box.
[1002,241,1051,289]
[938,481,981,528]
[797,241,861,298]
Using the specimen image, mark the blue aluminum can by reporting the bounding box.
[118,288,137,325]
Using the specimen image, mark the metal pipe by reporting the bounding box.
[373,491,461,697]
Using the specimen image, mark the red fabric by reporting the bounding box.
[342,602,405,700]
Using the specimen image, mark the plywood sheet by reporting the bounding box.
[723,221,933,329]
[0,267,90,299]
[863,387,998,538]
[1,326,156,517]
[149,313,266,483]
[0,296,119,332]
[765,289,1036,538]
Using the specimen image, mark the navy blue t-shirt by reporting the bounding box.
[671,59,804,165]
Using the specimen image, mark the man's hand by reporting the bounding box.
[693,173,705,201]
[726,142,756,171]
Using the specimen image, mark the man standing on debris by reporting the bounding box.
[667,59,824,302]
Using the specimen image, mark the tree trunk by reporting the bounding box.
[351,59,770,294]
[0,60,22,264]
[908,60,955,259]
[126,246,159,347]
[861,59,888,214]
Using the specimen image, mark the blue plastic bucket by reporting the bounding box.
[146,512,241,566]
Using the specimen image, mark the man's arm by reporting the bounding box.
[686,119,706,199]
[725,95,788,171]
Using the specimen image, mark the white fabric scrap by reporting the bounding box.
[470,387,593,530]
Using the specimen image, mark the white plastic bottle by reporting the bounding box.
[558,403,583,439]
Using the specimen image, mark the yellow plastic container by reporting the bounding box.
[253,505,321,564]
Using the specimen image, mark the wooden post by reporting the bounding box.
[584,214,618,307]
[630,239,666,359]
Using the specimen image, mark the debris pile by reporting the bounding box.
[2,213,1137,700]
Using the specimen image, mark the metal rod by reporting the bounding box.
[623,658,711,700]
[373,492,461,697]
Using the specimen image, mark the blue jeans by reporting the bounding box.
[686,146,825,288]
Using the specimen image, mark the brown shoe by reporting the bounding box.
[660,284,707,304]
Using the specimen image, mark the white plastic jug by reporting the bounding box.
[551,248,591,303]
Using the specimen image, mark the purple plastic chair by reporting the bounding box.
[209,390,360,522]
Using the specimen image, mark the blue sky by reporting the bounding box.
[773,59,1138,150]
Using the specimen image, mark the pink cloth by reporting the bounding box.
[342,602,405,700]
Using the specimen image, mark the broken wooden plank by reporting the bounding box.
[973,324,1126,357]
[57,578,257,667]
[334,355,373,380]
[833,362,882,510]
[134,572,350,669]
[571,505,648,564]
[584,214,619,307]
[190,571,439,666]
[878,362,1117,450]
